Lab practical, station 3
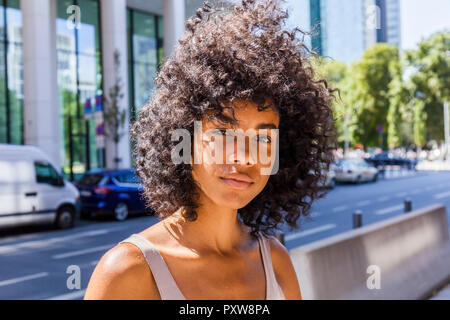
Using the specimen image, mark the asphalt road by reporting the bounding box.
[1,170,449,300]
[283,170,450,249]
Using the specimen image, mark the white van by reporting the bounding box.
[0,144,80,230]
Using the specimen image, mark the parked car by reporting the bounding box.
[333,159,378,184]
[308,163,337,189]
[75,169,152,221]
[326,165,336,189]
[0,144,80,230]
[365,151,415,169]
[319,162,337,189]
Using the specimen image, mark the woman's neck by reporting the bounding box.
[163,202,250,256]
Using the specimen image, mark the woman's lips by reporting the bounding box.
[219,177,253,190]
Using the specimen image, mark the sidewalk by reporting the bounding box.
[416,160,450,171]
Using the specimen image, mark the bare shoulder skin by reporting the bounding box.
[267,236,302,300]
[84,224,302,300]
[84,242,160,300]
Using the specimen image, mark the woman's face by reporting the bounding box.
[191,97,280,209]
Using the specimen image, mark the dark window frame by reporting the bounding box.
[1,0,24,145]
[126,8,163,124]
[34,161,64,186]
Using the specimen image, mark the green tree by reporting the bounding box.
[103,49,127,169]
[386,54,413,149]
[344,43,401,149]
[404,31,450,147]
[312,57,349,148]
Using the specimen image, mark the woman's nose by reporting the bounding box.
[227,136,257,165]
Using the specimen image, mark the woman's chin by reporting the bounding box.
[215,193,254,209]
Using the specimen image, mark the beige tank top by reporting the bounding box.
[119,231,286,300]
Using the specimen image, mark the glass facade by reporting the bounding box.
[127,9,163,123]
[309,0,322,56]
[376,0,388,43]
[0,0,23,145]
[0,1,171,174]
[385,0,401,48]
[322,0,367,63]
[56,0,103,181]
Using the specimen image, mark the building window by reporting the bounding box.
[56,0,103,181]
[34,161,62,186]
[127,9,163,123]
[309,0,322,56]
[0,0,23,145]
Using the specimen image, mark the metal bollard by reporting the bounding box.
[274,232,285,245]
[404,198,412,213]
[353,210,363,229]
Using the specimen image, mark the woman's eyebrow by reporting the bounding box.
[255,123,278,130]
[211,122,278,130]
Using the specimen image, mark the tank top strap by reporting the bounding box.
[119,233,186,300]
[257,231,286,300]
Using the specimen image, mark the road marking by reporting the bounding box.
[434,191,450,200]
[377,196,390,202]
[285,224,337,241]
[356,200,371,207]
[0,272,49,287]
[47,289,86,300]
[411,189,421,194]
[0,217,157,246]
[396,192,408,198]
[0,229,109,255]
[52,244,114,260]
[375,204,404,215]
[310,212,321,217]
[332,206,348,213]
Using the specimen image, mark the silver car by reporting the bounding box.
[333,159,378,184]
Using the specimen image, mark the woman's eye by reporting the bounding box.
[256,135,271,143]
[213,129,233,136]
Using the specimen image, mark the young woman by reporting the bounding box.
[84,0,335,300]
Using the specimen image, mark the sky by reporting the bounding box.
[400,0,450,50]
[283,0,450,52]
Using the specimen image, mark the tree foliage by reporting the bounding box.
[314,30,450,150]
[312,57,348,147]
[345,44,400,149]
[103,50,127,168]
[405,31,450,147]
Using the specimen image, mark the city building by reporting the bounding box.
[376,0,401,47]
[284,0,401,63]
[0,0,227,181]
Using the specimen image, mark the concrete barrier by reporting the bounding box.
[290,204,450,299]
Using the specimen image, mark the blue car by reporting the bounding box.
[75,169,153,221]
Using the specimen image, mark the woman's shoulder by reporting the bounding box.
[263,233,303,300]
[261,233,291,269]
[84,230,163,300]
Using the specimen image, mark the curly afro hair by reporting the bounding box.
[131,0,337,238]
